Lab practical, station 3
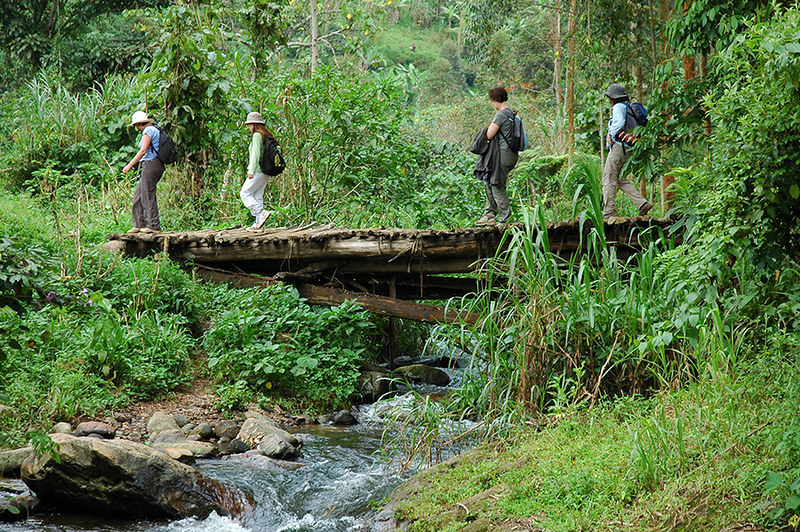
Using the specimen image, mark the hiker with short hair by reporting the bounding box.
[123,111,163,234]
[241,111,274,230]
[476,86,519,226]
[602,83,653,220]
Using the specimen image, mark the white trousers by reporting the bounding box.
[240,172,270,217]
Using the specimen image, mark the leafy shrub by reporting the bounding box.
[703,8,800,267]
[204,285,377,411]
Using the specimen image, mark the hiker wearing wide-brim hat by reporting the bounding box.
[244,111,266,125]
[241,111,275,230]
[122,111,164,234]
[601,83,652,221]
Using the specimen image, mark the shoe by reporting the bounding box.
[140,227,160,234]
[127,227,142,234]
[475,214,496,227]
[639,202,653,216]
[249,211,271,230]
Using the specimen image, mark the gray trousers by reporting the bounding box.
[483,149,518,223]
[132,158,164,230]
[602,143,647,217]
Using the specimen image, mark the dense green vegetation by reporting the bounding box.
[1,0,799,529]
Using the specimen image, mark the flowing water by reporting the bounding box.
[5,410,404,532]
[3,346,475,532]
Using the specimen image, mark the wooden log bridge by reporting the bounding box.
[105,218,674,324]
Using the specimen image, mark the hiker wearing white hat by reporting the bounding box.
[241,111,274,230]
[123,111,163,234]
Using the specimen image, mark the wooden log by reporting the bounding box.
[194,267,480,325]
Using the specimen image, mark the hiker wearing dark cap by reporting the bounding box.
[602,83,652,220]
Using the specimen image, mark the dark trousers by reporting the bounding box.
[132,159,164,230]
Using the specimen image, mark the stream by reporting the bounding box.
[3,347,476,532]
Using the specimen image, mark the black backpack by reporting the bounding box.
[259,135,286,176]
[155,126,178,165]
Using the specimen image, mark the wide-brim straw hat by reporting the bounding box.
[129,111,154,126]
[244,111,266,125]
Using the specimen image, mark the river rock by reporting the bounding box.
[73,421,116,439]
[152,440,217,459]
[227,438,250,454]
[147,411,180,437]
[173,413,190,428]
[21,434,252,519]
[243,409,275,425]
[236,418,301,459]
[358,369,395,404]
[160,447,195,464]
[51,422,72,434]
[191,423,215,440]
[333,410,358,426]
[394,364,450,386]
[215,420,240,439]
[0,447,33,477]
[0,492,38,522]
[153,429,191,444]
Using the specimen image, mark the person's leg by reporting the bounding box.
[482,180,497,219]
[617,176,649,212]
[492,184,510,222]
[602,143,626,218]
[139,159,163,230]
[240,172,270,217]
[495,150,518,223]
[131,178,144,229]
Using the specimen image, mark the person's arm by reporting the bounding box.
[607,103,627,143]
[246,133,263,178]
[487,111,504,140]
[486,122,500,140]
[122,133,152,174]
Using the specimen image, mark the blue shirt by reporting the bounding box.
[607,102,634,149]
[140,125,160,161]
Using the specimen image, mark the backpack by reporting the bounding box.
[615,102,648,145]
[499,109,530,153]
[154,126,178,165]
[259,134,286,176]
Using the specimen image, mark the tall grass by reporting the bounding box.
[440,160,740,440]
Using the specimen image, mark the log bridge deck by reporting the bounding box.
[106,217,674,324]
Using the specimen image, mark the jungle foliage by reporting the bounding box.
[0,0,799,529]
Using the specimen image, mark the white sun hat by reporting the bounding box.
[129,111,154,126]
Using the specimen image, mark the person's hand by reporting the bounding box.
[123,164,132,174]
[247,174,254,179]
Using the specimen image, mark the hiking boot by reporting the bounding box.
[127,227,142,234]
[250,211,271,230]
[475,214,496,226]
[140,227,160,234]
[639,202,654,216]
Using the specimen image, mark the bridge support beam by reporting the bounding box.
[195,267,480,326]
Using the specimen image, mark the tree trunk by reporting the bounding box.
[310,0,319,74]
[567,0,576,162]
[682,1,695,80]
[553,0,563,105]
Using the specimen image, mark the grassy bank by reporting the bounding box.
[391,333,800,530]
